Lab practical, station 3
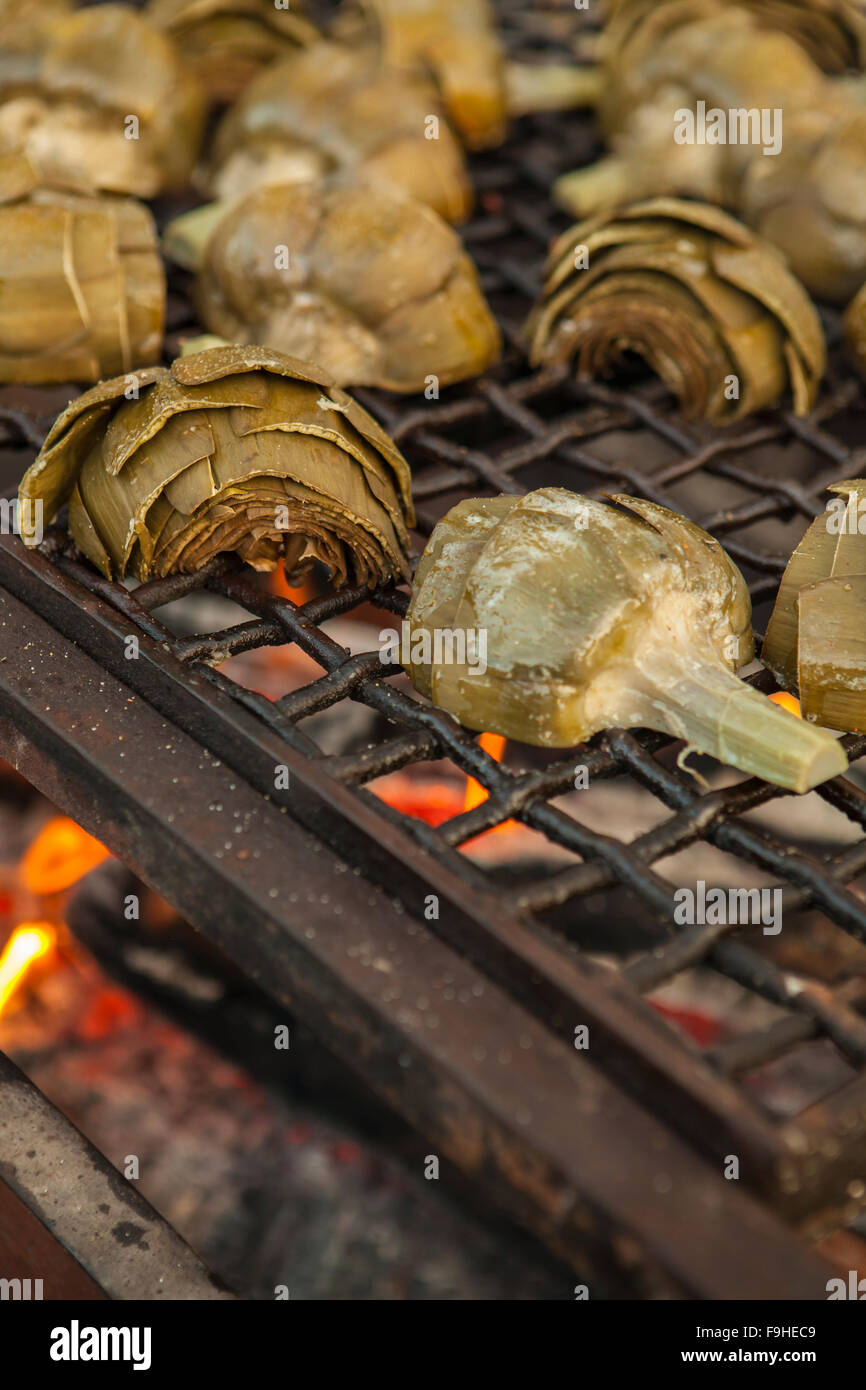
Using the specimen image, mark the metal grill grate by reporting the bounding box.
[2,0,866,1254]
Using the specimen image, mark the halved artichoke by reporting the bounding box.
[405,487,846,791]
[526,198,826,423]
[763,479,866,730]
[335,0,507,150]
[0,3,206,197]
[147,0,319,104]
[166,181,500,392]
[0,153,164,384]
[204,39,471,224]
[18,344,414,586]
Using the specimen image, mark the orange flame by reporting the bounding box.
[0,922,55,1014]
[21,817,109,895]
[271,561,313,605]
[464,733,507,812]
[462,733,517,840]
[769,691,802,719]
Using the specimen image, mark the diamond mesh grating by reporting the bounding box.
[2,0,866,1203]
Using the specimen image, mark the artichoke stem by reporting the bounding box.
[635,646,847,794]
[505,62,602,115]
[553,157,637,216]
[163,200,232,271]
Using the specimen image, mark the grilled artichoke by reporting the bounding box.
[763,480,866,731]
[555,2,866,300]
[527,199,826,423]
[740,106,866,304]
[18,344,414,586]
[0,4,206,197]
[166,181,500,392]
[204,39,471,223]
[335,0,507,150]
[0,0,72,65]
[0,153,164,384]
[147,0,319,104]
[405,488,846,790]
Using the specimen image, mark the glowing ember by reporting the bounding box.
[0,922,55,1014]
[463,733,507,812]
[270,561,314,605]
[463,733,517,840]
[769,691,802,719]
[21,817,110,895]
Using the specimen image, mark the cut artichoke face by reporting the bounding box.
[527,198,826,423]
[0,153,165,384]
[184,179,500,392]
[0,4,206,197]
[19,345,414,589]
[405,487,848,792]
[762,479,866,730]
[336,0,508,150]
[146,0,319,103]
[205,40,472,225]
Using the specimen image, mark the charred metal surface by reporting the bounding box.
[0,1050,234,1300]
[0,0,864,1289]
[0,589,834,1298]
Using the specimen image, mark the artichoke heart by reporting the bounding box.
[204,39,471,224]
[527,198,825,423]
[763,479,866,731]
[405,488,847,792]
[146,0,319,104]
[18,344,414,588]
[168,180,500,392]
[335,0,507,150]
[0,152,164,384]
[0,4,206,197]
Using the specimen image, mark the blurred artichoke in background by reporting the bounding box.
[406,487,846,791]
[0,0,72,70]
[603,0,866,77]
[18,344,414,586]
[166,181,500,392]
[844,278,866,375]
[738,0,866,69]
[0,4,206,197]
[763,479,866,731]
[147,0,319,104]
[204,39,472,223]
[335,0,507,149]
[0,152,164,384]
[556,1,866,301]
[740,106,866,303]
[527,199,825,423]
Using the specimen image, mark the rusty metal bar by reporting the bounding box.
[0,1051,233,1300]
[0,583,834,1298]
[0,530,793,1198]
